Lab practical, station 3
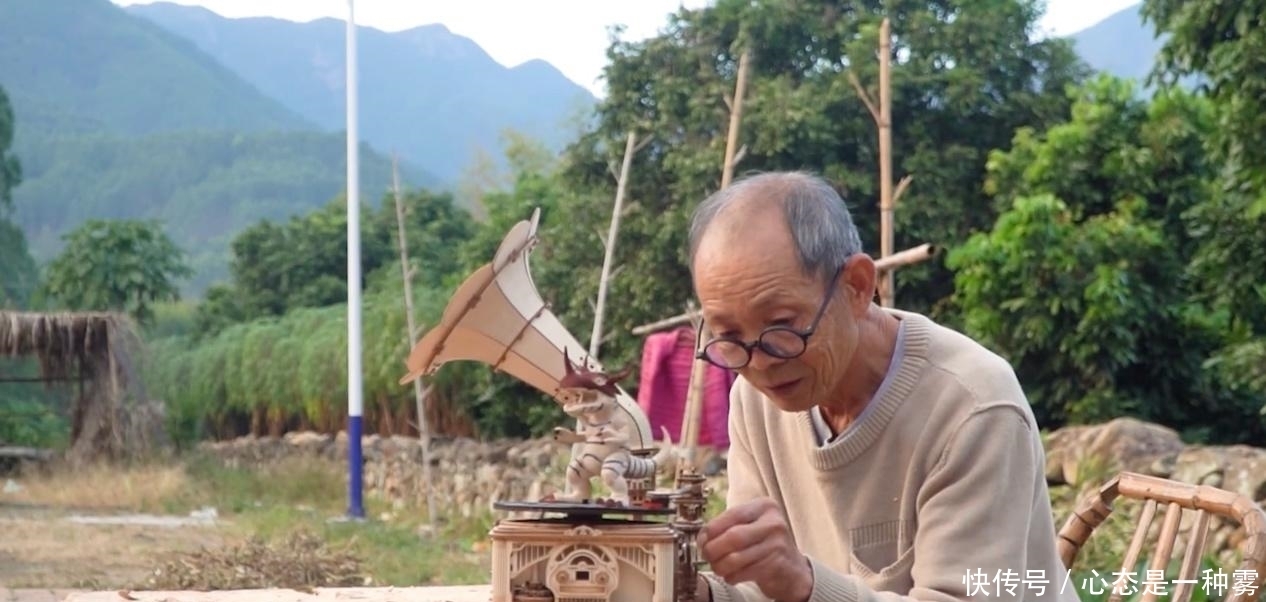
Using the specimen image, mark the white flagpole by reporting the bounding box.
[345,0,365,519]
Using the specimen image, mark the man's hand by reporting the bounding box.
[698,497,814,602]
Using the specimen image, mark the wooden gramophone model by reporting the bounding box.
[399,209,710,602]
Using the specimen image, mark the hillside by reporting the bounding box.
[125,2,597,182]
[0,0,440,295]
[1066,2,1201,90]
[0,0,308,137]
[15,129,425,294]
[1068,4,1161,83]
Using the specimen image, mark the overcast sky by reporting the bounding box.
[112,0,1141,97]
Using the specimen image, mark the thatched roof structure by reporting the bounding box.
[0,310,151,463]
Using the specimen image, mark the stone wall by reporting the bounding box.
[199,432,730,521]
[199,417,1265,567]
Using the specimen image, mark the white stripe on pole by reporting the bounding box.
[345,0,365,519]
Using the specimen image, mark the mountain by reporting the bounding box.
[15,129,420,293]
[1067,4,1162,84]
[125,2,598,183]
[0,0,308,137]
[0,0,436,295]
[1065,3,1201,91]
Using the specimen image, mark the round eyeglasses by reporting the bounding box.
[694,267,844,370]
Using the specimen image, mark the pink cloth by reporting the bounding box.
[636,326,735,449]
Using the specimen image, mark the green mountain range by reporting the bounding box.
[124,2,597,183]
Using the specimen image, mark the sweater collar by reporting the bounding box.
[799,308,932,470]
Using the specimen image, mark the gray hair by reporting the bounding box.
[687,171,863,284]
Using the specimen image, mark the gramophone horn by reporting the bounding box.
[399,208,655,452]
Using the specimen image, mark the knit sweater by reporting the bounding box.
[702,309,1079,602]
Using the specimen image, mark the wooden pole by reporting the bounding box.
[721,49,751,189]
[589,131,638,359]
[681,48,752,472]
[878,18,894,308]
[391,154,437,528]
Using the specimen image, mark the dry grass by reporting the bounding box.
[143,529,368,591]
[1,452,493,589]
[0,505,229,589]
[9,460,192,513]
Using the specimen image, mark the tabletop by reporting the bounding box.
[62,585,492,602]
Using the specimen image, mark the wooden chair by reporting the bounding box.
[1058,472,1266,602]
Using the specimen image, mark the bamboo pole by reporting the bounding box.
[720,49,751,189]
[680,49,752,472]
[589,131,638,359]
[634,243,939,336]
[391,155,437,528]
[878,18,894,308]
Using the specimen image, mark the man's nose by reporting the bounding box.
[747,345,783,371]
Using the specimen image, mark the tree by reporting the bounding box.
[1141,0,1266,414]
[193,189,475,338]
[1142,0,1266,191]
[1,220,39,309]
[544,0,1088,374]
[0,83,38,309]
[0,85,20,213]
[950,76,1262,443]
[42,219,192,324]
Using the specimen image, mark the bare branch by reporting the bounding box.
[893,174,914,206]
[731,144,748,168]
[848,71,880,122]
[633,134,655,153]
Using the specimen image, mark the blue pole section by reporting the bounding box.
[345,0,365,520]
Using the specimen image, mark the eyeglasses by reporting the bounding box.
[694,267,844,370]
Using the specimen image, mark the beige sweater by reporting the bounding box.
[703,309,1079,602]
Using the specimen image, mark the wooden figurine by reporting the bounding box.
[549,350,674,507]
[399,208,708,602]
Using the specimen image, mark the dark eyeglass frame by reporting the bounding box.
[693,266,845,370]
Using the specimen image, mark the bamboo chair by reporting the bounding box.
[1058,472,1266,602]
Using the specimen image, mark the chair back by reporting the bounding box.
[1057,472,1266,602]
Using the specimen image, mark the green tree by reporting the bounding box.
[0,84,20,212]
[1142,0,1266,190]
[42,219,192,324]
[0,83,38,309]
[948,195,1223,434]
[547,0,1089,376]
[193,189,475,339]
[950,76,1262,442]
[1141,0,1266,410]
[1,220,38,309]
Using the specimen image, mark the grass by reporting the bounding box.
[177,453,497,587]
[9,451,495,588]
[6,450,1245,598]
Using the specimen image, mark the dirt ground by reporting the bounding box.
[0,502,230,590]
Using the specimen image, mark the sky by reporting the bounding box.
[112,0,1141,97]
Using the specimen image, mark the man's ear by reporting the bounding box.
[842,254,877,315]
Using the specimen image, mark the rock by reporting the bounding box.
[1044,418,1185,485]
[1170,444,1266,502]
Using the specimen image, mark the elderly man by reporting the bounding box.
[686,171,1076,602]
